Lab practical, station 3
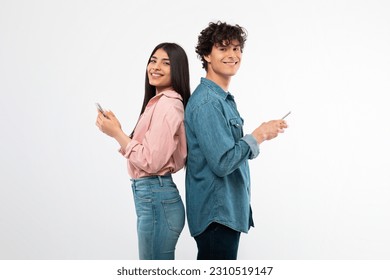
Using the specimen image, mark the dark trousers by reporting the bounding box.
[194,222,241,260]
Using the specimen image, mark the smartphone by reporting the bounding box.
[282,111,291,119]
[95,102,107,117]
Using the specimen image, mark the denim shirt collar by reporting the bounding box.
[200,77,235,101]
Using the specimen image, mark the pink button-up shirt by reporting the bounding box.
[119,90,187,179]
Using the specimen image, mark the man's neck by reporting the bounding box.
[205,72,231,92]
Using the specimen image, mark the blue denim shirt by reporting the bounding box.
[185,78,259,237]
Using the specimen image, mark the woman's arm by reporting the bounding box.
[120,98,184,174]
[96,111,131,150]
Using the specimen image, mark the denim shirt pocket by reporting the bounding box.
[229,117,244,140]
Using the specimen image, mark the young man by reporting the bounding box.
[185,21,288,260]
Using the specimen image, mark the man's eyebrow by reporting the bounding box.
[216,42,241,47]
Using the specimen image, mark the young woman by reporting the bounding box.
[96,42,190,260]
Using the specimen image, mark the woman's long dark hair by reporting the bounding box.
[130,42,191,138]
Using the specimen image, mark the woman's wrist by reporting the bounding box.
[114,130,132,150]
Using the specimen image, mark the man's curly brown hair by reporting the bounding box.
[195,21,248,71]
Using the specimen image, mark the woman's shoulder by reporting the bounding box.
[155,91,184,115]
[158,90,182,101]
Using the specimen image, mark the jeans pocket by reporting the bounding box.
[133,187,153,203]
[162,196,185,235]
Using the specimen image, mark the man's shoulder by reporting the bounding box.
[190,82,209,100]
[187,82,222,110]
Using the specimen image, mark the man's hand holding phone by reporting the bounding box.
[251,111,290,144]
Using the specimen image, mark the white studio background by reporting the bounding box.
[1,0,389,260]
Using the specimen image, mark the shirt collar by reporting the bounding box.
[145,90,183,109]
[200,77,235,101]
[154,90,183,101]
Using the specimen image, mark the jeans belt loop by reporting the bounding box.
[157,176,163,187]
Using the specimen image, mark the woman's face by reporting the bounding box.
[147,48,173,93]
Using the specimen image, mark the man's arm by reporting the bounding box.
[191,102,252,177]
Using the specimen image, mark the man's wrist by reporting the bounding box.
[243,134,260,159]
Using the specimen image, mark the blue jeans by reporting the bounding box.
[194,222,241,260]
[131,175,185,260]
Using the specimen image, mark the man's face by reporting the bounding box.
[204,40,242,79]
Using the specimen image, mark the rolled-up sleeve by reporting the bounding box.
[242,134,260,159]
